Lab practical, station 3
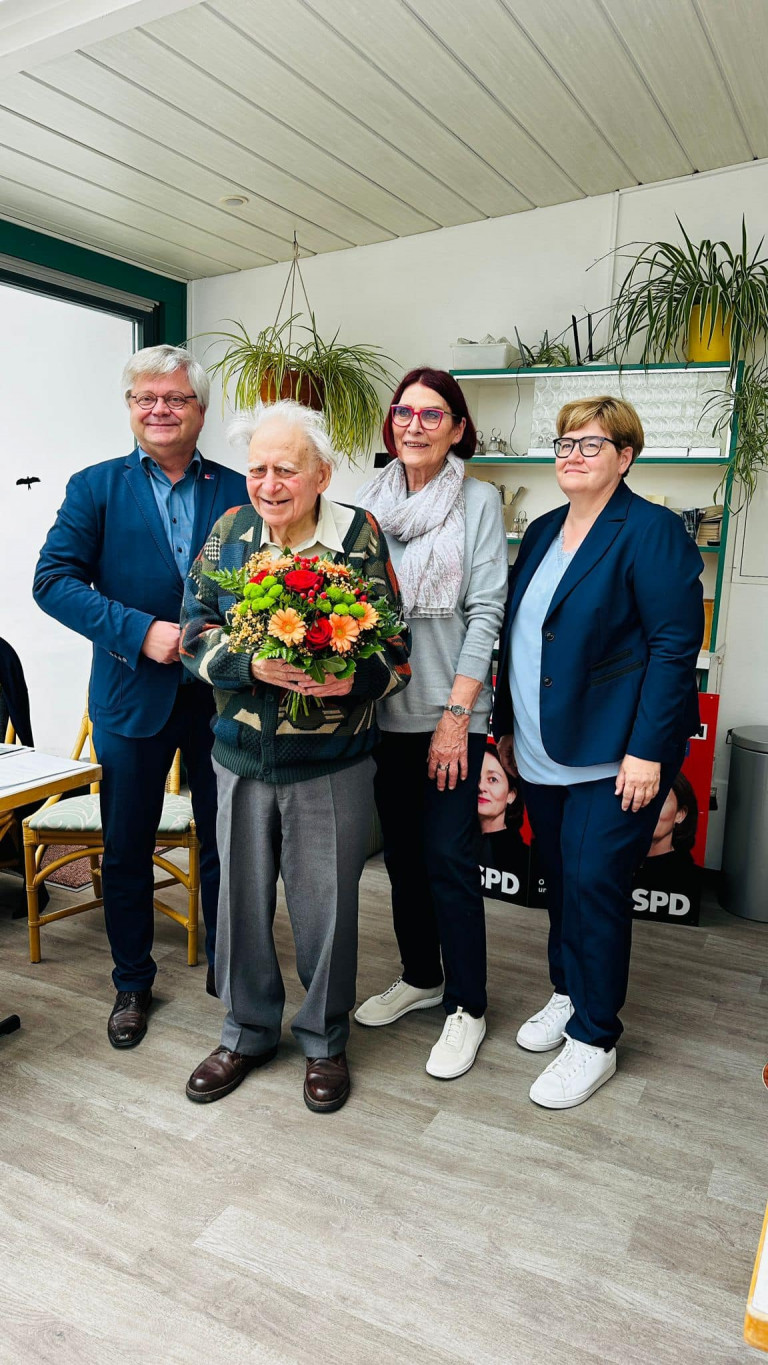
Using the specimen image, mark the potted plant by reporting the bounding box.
[203,238,396,462]
[609,217,768,379]
[514,329,572,368]
[609,218,768,503]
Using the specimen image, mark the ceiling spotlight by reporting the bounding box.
[220,195,249,208]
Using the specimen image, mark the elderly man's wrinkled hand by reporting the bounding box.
[250,657,307,690]
[297,675,354,698]
[615,755,661,812]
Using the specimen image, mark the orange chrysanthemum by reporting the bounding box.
[329,613,361,653]
[357,603,380,630]
[268,607,306,646]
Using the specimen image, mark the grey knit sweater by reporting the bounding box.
[373,477,508,734]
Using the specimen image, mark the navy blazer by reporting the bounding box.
[33,449,247,738]
[492,480,704,766]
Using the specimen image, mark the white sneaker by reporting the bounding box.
[529,1037,616,1109]
[425,1007,486,1079]
[354,976,444,1027]
[516,992,574,1052]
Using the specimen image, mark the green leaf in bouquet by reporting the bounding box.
[204,566,250,595]
[335,661,356,680]
[357,642,379,658]
[321,657,349,674]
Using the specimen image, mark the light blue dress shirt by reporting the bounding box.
[139,447,202,575]
[509,530,620,786]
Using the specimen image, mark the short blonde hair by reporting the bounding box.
[556,396,644,465]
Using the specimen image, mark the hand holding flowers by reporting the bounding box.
[205,550,404,719]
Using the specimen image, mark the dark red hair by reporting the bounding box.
[382,367,477,461]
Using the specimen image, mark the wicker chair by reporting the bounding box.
[22,704,200,965]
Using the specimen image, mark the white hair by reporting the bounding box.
[227,400,339,470]
[122,345,210,410]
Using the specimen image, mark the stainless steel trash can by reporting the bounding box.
[720,726,768,922]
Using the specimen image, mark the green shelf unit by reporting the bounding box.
[469,456,729,466]
[451,360,731,381]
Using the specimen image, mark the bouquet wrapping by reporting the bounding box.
[205,550,404,719]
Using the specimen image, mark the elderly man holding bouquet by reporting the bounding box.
[180,400,410,1113]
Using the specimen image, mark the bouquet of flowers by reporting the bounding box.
[205,550,405,719]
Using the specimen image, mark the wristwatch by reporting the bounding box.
[444,703,472,718]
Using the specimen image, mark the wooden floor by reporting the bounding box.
[1,857,767,1365]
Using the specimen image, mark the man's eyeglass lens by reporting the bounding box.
[391,405,452,430]
[131,392,196,410]
[553,437,616,458]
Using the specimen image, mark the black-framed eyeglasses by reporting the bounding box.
[553,436,620,458]
[390,404,458,431]
[129,392,198,410]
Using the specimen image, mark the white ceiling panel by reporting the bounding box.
[0,0,762,280]
[27,54,399,247]
[599,0,753,171]
[0,71,352,258]
[140,5,498,223]
[300,0,581,206]
[0,175,232,277]
[504,0,695,184]
[77,31,439,237]
[697,0,768,160]
[400,0,636,196]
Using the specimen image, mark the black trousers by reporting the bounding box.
[521,758,681,1050]
[373,731,487,1018]
[92,684,220,991]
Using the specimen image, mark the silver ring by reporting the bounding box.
[437,762,449,771]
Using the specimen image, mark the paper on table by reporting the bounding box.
[0,750,95,793]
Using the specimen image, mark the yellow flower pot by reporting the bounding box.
[687,305,732,363]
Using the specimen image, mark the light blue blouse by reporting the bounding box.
[508,531,620,786]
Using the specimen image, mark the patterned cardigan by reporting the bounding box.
[180,502,411,784]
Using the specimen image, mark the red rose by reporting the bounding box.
[250,570,270,584]
[285,569,324,592]
[304,618,334,650]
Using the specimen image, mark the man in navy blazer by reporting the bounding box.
[492,396,703,1109]
[34,345,247,1048]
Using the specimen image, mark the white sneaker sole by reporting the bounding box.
[425,1020,487,1080]
[516,1027,568,1053]
[354,991,444,1028]
[529,1053,616,1109]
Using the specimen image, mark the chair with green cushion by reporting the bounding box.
[22,704,200,966]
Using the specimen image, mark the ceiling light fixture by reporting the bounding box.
[220,195,249,208]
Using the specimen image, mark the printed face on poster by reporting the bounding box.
[478,696,719,927]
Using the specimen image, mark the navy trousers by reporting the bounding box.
[374,731,487,1019]
[521,759,681,1049]
[92,683,220,991]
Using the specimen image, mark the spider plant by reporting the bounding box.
[609,216,768,384]
[703,361,768,507]
[514,329,572,367]
[204,315,396,463]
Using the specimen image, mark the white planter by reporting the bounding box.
[451,342,517,370]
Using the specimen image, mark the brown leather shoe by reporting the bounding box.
[205,965,217,998]
[107,989,152,1049]
[303,1052,350,1113]
[186,1044,277,1104]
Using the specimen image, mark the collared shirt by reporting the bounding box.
[259,494,355,558]
[140,447,202,575]
[509,530,620,786]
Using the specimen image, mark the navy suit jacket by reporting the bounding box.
[33,448,247,738]
[492,480,704,766]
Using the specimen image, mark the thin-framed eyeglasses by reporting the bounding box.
[390,404,458,431]
[129,392,198,410]
[553,436,621,458]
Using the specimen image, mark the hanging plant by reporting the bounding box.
[202,237,397,462]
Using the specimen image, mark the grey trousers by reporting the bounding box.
[213,757,375,1058]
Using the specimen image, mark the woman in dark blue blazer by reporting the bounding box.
[493,396,703,1109]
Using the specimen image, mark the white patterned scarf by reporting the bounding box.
[358,453,466,618]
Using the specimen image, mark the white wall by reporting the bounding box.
[189,159,768,866]
[0,284,134,753]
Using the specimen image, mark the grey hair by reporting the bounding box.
[227,400,339,470]
[122,345,210,411]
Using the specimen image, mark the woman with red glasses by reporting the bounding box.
[356,368,507,1080]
